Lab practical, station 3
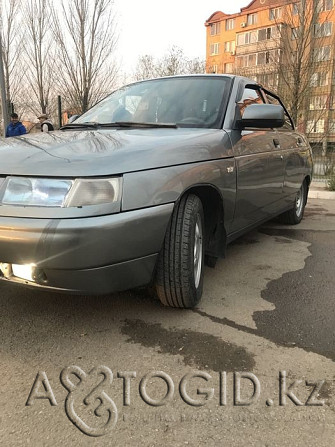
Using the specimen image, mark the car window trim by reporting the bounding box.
[262,87,295,130]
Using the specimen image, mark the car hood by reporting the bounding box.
[0,128,230,177]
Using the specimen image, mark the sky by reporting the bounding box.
[114,0,247,74]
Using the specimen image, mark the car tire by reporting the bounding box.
[279,180,307,225]
[154,194,205,308]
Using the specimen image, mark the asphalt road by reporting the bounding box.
[0,198,334,446]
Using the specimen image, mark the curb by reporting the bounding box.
[308,190,335,200]
[309,180,335,200]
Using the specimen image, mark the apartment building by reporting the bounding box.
[205,0,335,149]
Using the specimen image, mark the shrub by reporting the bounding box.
[327,175,335,191]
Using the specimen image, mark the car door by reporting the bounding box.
[231,84,285,233]
[263,89,308,207]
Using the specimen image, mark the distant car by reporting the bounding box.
[0,75,312,308]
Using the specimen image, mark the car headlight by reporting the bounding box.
[0,176,122,208]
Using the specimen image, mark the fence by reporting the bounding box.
[312,153,335,182]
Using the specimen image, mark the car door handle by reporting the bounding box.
[273,138,281,149]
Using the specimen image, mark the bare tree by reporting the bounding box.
[134,46,205,81]
[185,57,206,75]
[274,0,333,127]
[156,46,185,76]
[51,0,118,114]
[276,0,335,154]
[1,0,24,114]
[22,0,55,116]
[134,55,157,81]
[233,0,334,152]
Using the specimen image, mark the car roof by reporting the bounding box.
[137,73,255,82]
[127,74,260,89]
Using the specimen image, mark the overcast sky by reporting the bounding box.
[114,0,247,74]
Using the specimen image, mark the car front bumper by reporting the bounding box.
[0,203,174,294]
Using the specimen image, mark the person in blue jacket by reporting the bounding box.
[5,113,27,137]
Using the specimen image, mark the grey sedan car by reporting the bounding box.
[0,75,312,308]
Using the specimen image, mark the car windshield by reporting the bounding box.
[75,76,231,128]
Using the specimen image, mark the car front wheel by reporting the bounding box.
[279,180,307,225]
[154,194,205,308]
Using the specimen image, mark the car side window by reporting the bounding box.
[237,86,265,118]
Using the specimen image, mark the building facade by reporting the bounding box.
[205,0,335,150]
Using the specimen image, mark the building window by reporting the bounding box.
[237,26,279,46]
[237,33,244,46]
[210,22,221,35]
[309,95,328,110]
[225,18,235,31]
[292,3,301,15]
[291,27,299,39]
[257,52,269,65]
[317,0,333,12]
[210,43,220,55]
[269,8,282,20]
[314,22,332,38]
[209,64,218,73]
[247,13,257,25]
[236,54,257,67]
[224,41,236,53]
[329,120,335,133]
[256,50,279,65]
[257,73,279,89]
[310,73,317,87]
[313,46,331,61]
[237,30,258,45]
[224,62,234,73]
[310,72,329,87]
[307,120,325,133]
[258,27,273,41]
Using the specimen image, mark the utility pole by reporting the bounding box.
[0,6,9,136]
[58,95,62,129]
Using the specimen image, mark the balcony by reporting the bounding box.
[235,39,281,55]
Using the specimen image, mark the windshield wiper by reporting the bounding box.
[100,121,178,129]
[60,122,100,130]
[60,121,178,130]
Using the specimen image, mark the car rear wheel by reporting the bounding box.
[154,194,205,308]
[279,180,307,225]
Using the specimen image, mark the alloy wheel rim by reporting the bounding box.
[295,185,304,216]
[194,216,203,289]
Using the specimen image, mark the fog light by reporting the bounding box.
[12,263,35,282]
[33,268,47,284]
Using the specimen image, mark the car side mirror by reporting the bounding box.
[67,114,80,124]
[237,104,285,129]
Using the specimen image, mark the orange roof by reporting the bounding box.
[205,11,228,25]
[205,0,293,24]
